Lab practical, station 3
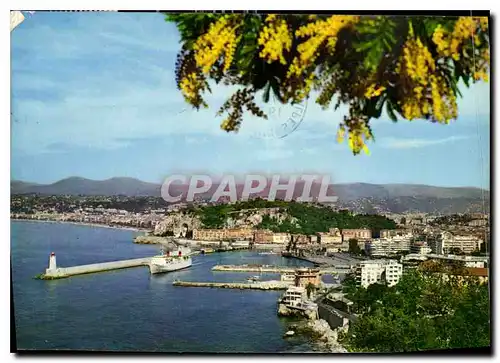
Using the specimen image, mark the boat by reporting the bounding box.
[284,330,295,337]
[259,251,277,255]
[148,247,192,274]
[247,275,260,282]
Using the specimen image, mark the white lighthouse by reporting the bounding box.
[46,252,57,275]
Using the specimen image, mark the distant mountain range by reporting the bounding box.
[11,177,162,197]
[11,177,490,215]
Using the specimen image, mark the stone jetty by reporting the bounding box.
[212,264,297,273]
[134,235,170,244]
[172,280,289,290]
[212,264,339,274]
[38,253,151,280]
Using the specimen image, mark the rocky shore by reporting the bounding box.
[278,303,318,320]
[297,319,348,353]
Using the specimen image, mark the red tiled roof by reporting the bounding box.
[465,267,489,277]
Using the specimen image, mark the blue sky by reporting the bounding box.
[10,12,490,188]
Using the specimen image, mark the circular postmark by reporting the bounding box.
[252,93,308,140]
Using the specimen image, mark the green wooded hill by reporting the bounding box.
[193,199,397,233]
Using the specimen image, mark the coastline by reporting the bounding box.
[10,218,149,233]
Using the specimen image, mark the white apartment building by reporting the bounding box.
[436,232,483,255]
[410,242,432,255]
[366,234,412,256]
[356,260,403,288]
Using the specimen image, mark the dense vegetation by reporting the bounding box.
[166,13,489,154]
[195,199,397,232]
[339,268,490,352]
[430,213,475,226]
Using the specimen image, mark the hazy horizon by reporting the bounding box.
[10,175,491,190]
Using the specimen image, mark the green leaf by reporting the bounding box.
[386,101,398,122]
[262,82,271,103]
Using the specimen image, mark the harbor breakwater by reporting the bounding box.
[212,264,339,275]
[38,257,152,280]
[172,280,290,290]
[212,264,297,273]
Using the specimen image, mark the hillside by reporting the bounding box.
[11,177,490,215]
[11,177,161,196]
[193,200,398,234]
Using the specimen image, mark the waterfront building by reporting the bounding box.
[225,228,254,241]
[316,232,343,245]
[192,228,256,242]
[326,245,348,254]
[192,229,227,241]
[342,228,372,241]
[254,229,274,244]
[356,260,403,288]
[279,286,307,308]
[280,273,296,285]
[294,268,321,288]
[271,232,291,244]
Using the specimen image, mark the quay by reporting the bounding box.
[172,280,289,290]
[281,252,356,270]
[39,253,151,280]
[212,264,341,275]
[212,264,296,273]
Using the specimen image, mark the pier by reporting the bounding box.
[212,264,297,273]
[172,280,290,290]
[212,264,342,275]
[39,252,151,279]
[281,252,357,271]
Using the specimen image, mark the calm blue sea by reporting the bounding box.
[11,220,320,353]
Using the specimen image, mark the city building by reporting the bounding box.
[192,228,255,241]
[356,260,403,288]
[294,268,321,288]
[280,273,296,285]
[317,232,343,245]
[225,228,254,241]
[436,232,483,254]
[366,234,412,256]
[469,219,488,227]
[342,228,372,241]
[192,229,226,241]
[380,229,408,238]
[410,241,432,255]
[254,230,273,244]
[272,233,291,244]
[279,286,308,308]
